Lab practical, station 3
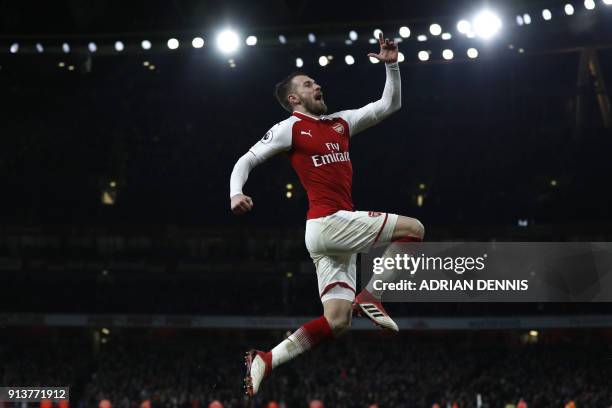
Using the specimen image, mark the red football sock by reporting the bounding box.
[269,316,332,369]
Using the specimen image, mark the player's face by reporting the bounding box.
[290,75,327,115]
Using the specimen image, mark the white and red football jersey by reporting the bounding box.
[230,63,401,220]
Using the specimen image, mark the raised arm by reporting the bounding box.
[332,32,401,137]
[229,121,292,215]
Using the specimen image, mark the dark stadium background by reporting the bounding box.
[1,1,612,407]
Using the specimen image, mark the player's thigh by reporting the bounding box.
[391,215,425,241]
[318,210,397,254]
[314,253,357,303]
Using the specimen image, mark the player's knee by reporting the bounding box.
[394,217,425,240]
[412,218,425,240]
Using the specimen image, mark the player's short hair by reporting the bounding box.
[274,72,307,112]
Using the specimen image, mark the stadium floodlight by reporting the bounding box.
[398,52,405,63]
[9,43,18,53]
[584,0,596,9]
[216,30,239,54]
[369,56,379,64]
[167,38,180,50]
[473,10,502,39]
[349,30,358,41]
[523,14,532,24]
[373,29,382,39]
[278,35,287,44]
[442,49,454,60]
[88,42,97,52]
[516,15,524,25]
[318,56,329,66]
[344,55,355,65]
[192,37,204,48]
[296,57,304,68]
[368,38,377,44]
[308,33,316,43]
[441,32,452,40]
[141,40,152,50]
[565,4,575,14]
[457,20,471,34]
[466,30,476,38]
[62,42,70,53]
[429,23,442,36]
[417,34,427,42]
[399,26,411,38]
[467,47,479,58]
[245,36,257,46]
[114,41,124,52]
[36,43,44,53]
[418,51,430,61]
[542,9,552,20]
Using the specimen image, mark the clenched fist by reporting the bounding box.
[230,194,254,215]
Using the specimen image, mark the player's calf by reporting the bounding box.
[323,298,353,336]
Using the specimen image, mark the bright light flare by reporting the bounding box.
[473,10,502,39]
[429,23,442,36]
[399,26,411,38]
[216,30,239,54]
[167,38,179,50]
[542,9,552,20]
[192,37,204,48]
[457,20,471,34]
[418,51,429,61]
[246,36,257,46]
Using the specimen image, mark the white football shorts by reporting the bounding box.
[305,210,399,303]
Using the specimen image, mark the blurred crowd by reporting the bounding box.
[1,329,611,408]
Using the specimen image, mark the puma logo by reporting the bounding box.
[301,130,312,137]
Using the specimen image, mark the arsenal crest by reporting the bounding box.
[332,123,344,134]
